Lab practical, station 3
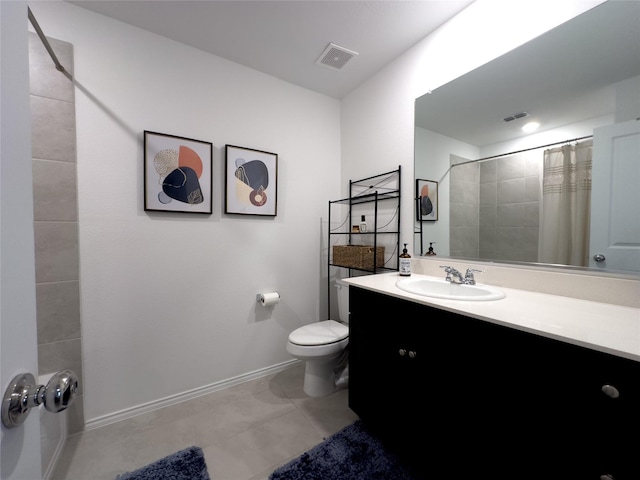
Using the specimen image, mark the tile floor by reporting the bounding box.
[52,364,359,480]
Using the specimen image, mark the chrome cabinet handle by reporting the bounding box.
[398,349,417,358]
[601,384,620,399]
[2,370,79,428]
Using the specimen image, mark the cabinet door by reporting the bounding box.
[597,354,640,480]
[349,287,515,474]
[504,331,640,479]
[349,287,425,429]
[564,342,640,479]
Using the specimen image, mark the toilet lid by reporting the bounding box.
[288,320,348,346]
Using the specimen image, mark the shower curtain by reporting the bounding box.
[538,140,593,266]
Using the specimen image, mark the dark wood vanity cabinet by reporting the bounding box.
[348,286,640,479]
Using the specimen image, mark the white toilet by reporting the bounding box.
[286,279,349,397]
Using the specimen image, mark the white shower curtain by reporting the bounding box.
[539,140,593,266]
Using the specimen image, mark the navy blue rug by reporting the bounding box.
[115,446,210,480]
[269,420,421,480]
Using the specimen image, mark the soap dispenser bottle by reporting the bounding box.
[426,242,437,256]
[399,243,411,276]
[359,215,367,233]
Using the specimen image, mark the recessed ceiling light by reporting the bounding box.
[522,121,540,133]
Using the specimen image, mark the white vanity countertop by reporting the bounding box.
[343,272,640,362]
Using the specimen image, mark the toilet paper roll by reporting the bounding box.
[258,292,280,307]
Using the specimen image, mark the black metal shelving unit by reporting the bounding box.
[327,166,401,317]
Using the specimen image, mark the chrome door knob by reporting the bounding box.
[593,253,606,262]
[44,369,79,413]
[2,369,79,428]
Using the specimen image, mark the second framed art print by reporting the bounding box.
[144,131,213,214]
[225,145,278,216]
[416,179,438,221]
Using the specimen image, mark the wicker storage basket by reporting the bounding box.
[332,245,385,270]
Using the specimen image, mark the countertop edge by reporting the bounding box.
[343,273,640,363]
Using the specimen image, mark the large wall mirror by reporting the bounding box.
[414,0,640,275]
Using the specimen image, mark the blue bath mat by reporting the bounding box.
[269,420,421,480]
[115,446,210,480]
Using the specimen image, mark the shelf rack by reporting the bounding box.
[327,166,401,317]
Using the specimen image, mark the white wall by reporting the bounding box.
[414,127,479,256]
[341,0,604,254]
[29,1,341,424]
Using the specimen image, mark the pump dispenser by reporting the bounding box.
[426,242,437,256]
[399,243,411,276]
[359,215,367,233]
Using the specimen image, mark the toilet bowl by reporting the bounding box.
[286,279,349,397]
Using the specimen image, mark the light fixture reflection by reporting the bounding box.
[522,121,540,133]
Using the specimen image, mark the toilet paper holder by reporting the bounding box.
[256,292,280,306]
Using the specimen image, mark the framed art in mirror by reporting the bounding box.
[225,145,278,216]
[416,179,438,221]
[144,131,213,214]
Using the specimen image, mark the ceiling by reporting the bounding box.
[67,0,474,99]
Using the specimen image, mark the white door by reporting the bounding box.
[0,2,43,479]
[590,119,640,271]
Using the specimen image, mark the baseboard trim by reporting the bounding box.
[84,359,300,431]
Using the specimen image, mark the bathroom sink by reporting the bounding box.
[395,277,506,301]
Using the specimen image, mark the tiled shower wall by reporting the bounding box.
[29,32,84,434]
[449,157,480,258]
[450,152,541,262]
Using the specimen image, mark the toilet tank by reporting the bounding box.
[335,279,350,323]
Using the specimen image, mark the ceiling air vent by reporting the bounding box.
[503,112,529,122]
[316,43,359,70]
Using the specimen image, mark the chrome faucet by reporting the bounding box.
[440,266,483,285]
[440,266,465,284]
[463,268,482,285]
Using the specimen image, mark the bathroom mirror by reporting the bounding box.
[414,0,640,274]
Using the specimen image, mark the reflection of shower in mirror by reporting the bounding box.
[414,0,640,274]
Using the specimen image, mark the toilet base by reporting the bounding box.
[302,360,338,397]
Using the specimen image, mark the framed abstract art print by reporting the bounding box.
[144,131,213,214]
[416,179,438,221]
[225,145,278,216]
